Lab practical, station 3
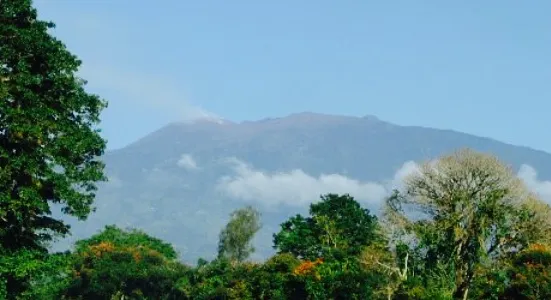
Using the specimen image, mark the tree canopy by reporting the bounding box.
[218,206,262,263]
[384,149,551,299]
[0,0,107,296]
[64,226,188,299]
[274,193,383,260]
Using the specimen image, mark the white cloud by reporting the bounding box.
[177,154,199,170]
[517,164,551,203]
[391,160,421,188]
[216,158,419,207]
[216,158,551,208]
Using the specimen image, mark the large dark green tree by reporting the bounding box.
[272,194,385,299]
[0,0,107,296]
[273,193,382,260]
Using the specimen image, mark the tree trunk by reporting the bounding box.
[463,287,469,300]
[453,282,470,300]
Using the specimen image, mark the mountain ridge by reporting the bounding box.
[119,112,549,160]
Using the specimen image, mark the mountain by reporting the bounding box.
[54,112,551,263]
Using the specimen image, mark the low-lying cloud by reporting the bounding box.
[217,158,551,207]
[517,164,551,203]
[216,158,419,207]
[177,153,199,170]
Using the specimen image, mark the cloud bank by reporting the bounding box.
[217,158,419,207]
[217,159,551,207]
[517,164,551,203]
[177,153,199,170]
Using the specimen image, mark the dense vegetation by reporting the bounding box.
[4,152,551,299]
[1,0,106,298]
[2,1,551,299]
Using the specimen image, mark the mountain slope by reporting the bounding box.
[55,113,551,262]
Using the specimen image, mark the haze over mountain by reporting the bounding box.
[54,112,551,263]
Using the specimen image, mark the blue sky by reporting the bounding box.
[34,1,551,151]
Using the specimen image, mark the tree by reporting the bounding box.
[0,0,107,296]
[0,249,72,299]
[218,206,262,263]
[73,225,178,260]
[64,226,188,299]
[252,253,303,299]
[384,149,551,300]
[359,243,409,299]
[274,193,382,260]
[501,243,551,299]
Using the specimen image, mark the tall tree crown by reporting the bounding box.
[0,0,107,250]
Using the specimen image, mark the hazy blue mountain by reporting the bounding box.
[54,112,551,263]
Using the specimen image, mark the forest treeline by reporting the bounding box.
[2,1,551,299]
[10,150,551,299]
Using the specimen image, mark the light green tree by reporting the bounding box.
[384,149,551,300]
[218,206,262,263]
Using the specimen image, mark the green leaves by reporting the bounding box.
[271,194,386,299]
[64,226,188,299]
[384,149,551,299]
[1,0,107,296]
[218,206,262,263]
[502,244,551,299]
[74,225,178,260]
[0,247,70,299]
[0,0,107,245]
[274,193,382,260]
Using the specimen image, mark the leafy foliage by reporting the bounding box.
[501,244,551,299]
[384,149,551,299]
[273,193,382,260]
[74,225,178,260]
[0,248,71,299]
[63,226,188,299]
[272,194,388,299]
[0,0,107,296]
[3,188,550,299]
[218,206,262,263]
